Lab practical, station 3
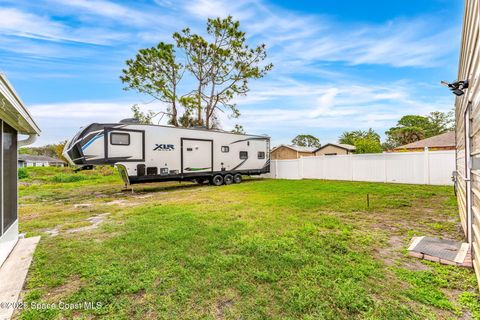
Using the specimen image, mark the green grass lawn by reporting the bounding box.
[15,167,480,319]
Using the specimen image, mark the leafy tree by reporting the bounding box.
[174,16,273,128]
[231,124,246,134]
[427,111,454,136]
[339,128,380,145]
[385,111,453,147]
[291,134,321,148]
[19,141,69,162]
[122,16,272,129]
[121,43,183,126]
[130,105,156,124]
[53,140,68,163]
[354,138,383,154]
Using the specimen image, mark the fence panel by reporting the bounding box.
[351,154,386,182]
[428,151,456,185]
[267,150,455,185]
[276,159,301,180]
[385,152,426,184]
[302,156,324,179]
[324,155,352,181]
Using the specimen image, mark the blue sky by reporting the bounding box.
[0,0,465,146]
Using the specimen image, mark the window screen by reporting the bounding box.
[0,121,2,236]
[239,151,248,159]
[221,146,229,153]
[258,151,265,159]
[3,121,17,232]
[110,132,130,145]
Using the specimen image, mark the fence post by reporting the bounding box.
[299,157,304,179]
[424,147,430,185]
[349,153,354,181]
[322,155,326,179]
[383,153,388,183]
[274,160,278,179]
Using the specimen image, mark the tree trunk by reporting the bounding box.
[171,101,178,126]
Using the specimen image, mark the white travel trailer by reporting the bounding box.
[63,120,270,186]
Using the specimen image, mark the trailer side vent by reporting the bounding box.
[147,167,158,175]
[258,151,265,159]
[221,146,229,152]
[160,167,169,175]
[137,164,146,176]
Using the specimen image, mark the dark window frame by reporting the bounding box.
[239,151,248,159]
[258,151,265,159]
[221,146,230,153]
[110,132,130,146]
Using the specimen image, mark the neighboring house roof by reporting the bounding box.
[271,144,317,153]
[0,73,40,134]
[394,131,455,150]
[18,154,65,163]
[314,143,356,153]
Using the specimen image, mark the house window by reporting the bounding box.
[325,153,337,156]
[258,151,265,159]
[110,132,130,146]
[239,151,248,159]
[221,146,229,153]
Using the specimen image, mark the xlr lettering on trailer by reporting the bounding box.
[153,144,175,151]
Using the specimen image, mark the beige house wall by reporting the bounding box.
[315,145,349,156]
[454,0,480,287]
[271,147,314,160]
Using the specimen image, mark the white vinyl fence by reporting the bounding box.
[265,150,455,185]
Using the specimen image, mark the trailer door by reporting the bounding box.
[181,138,213,173]
[106,129,145,162]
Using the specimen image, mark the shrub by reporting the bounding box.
[18,167,29,179]
[49,173,89,183]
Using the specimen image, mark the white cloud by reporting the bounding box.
[0,7,126,45]
[47,0,178,28]
[179,0,458,68]
[1,0,459,146]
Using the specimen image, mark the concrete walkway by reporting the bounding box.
[0,236,40,320]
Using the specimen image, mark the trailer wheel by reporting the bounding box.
[224,174,233,185]
[233,174,242,184]
[210,174,224,186]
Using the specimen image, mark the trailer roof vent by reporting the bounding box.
[119,118,141,124]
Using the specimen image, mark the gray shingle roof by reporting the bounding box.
[18,154,65,163]
[394,131,455,150]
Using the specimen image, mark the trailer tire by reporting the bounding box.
[210,174,224,186]
[224,174,233,185]
[233,174,242,184]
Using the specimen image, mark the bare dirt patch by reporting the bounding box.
[67,213,110,233]
[214,297,235,320]
[44,276,84,303]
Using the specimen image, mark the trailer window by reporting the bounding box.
[258,151,265,159]
[110,132,130,146]
[221,146,229,153]
[239,151,248,159]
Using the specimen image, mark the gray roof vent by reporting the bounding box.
[119,118,141,124]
